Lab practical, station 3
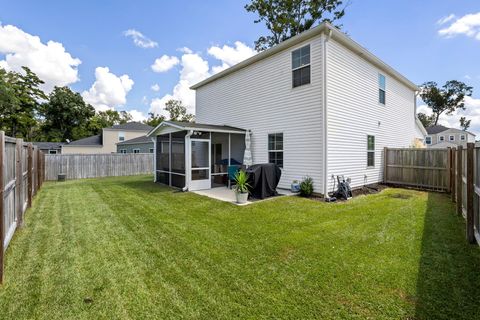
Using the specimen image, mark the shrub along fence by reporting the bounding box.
[0,131,45,283]
[44,153,153,181]
[384,144,479,245]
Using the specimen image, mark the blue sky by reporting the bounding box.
[1,0,479,132]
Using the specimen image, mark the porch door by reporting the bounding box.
[190,139,210,190]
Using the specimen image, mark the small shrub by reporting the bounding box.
[299,176,314,197]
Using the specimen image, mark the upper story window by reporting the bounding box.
[118,131,125,142]
[378,74,386,104]
[133,149,140,154]
[292,45,310,88]
[425,136,432,145]
[449,135,455,141]
[120,149,127,154]
[268,133,283,168]
[461,134,466,141]
[439,136,445,142]
[367,135,375,167]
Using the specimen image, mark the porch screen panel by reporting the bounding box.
[171,131,185,174]
[157,134,170,171]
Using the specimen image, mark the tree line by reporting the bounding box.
[0,67,193,142]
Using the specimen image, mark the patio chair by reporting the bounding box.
[227,165,240,189]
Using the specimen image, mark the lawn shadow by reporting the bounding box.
[415,192,480,319]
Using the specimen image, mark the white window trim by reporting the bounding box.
[367,135,375,168]
[49,150,57,154]
[291,44,311,88]
[425,136,432,145]
[438,135,445,142]
[120,149,127,154]
[378,73,386,105]
[268,132,284,168]
[460,134,466,141]
[133,148,140,153]
[149,148,154,153]
[118,131,125,142]
[449,135,455,141]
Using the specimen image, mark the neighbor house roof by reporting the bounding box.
[147,120,246,137]
[108,122,153,131]
[65,134,102,146]
[190,22,419,91]
[33,142,64,150]
[117,135,153,145]
[426,125,449,135]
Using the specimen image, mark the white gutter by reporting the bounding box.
[322,28,333,196]
[182,130,194,191]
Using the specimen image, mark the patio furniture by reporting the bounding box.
[227,165,241,189]
[246,163,282,199]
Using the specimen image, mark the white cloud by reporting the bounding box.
[151,83,160,92]
[151,55,180,73]
[149,42,255,118]
[128,109,147,122]
[418,96,480,135]
[0,24,81,92]
[123,29,158,48]
[438,12,480,40]
[82,67,134,111]
[208,41,256,74]
[437,14,456,25]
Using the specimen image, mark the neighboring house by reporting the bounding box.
[117,135,154,154]
[148,22,426,195]
[63,122,153,154]
[425,125,475,148]
[33,142,64,154]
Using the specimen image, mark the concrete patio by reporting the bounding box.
[193,187,297,205]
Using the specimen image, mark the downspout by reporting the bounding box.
[322,27,333,196]
[182,130,194,192]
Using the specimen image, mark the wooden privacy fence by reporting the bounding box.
[0,131,45,283]
[385,144,480,245]
[44,153,153,181]
[384,148,450,191]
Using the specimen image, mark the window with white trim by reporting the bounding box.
[120,149,127,154]
[379,74,386,104]
[439,136,445,142]
[425,136,432,145]
[449,135,455,141]
[461,134,466,141]
[268,133,283,168]
[49,150,57,154]
[118,131,125,142]
[149,148,154,153]
[133,149,140,154]
[292,45,310,88]
[367,135,375,167]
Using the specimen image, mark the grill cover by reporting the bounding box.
[246,163,282,199]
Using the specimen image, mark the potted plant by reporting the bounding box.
[291,179,300,193]
[233,170,251,204]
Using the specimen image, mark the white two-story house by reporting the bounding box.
[148,22,426,195]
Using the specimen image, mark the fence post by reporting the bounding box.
[36,148,41,192]
[27,143,33,208]
[15,139,23,228]
[447,147,451,193]
[383,147,388,184]
[0,131,4,284]
[466,143,475,243]
[451,148,456,202]
[457,146,463,216]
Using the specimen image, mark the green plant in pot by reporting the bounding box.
[233,170,251,204]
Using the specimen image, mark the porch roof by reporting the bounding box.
[147,120,247,137]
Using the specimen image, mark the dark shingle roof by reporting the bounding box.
[67,135,102,146]
[33,142,64,150]
[426,125,449,135]
[117,135,153,145]
[110,122,153,131]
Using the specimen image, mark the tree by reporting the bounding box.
[419,80,473,126]
[417,112,434,128]
[0,67,46,139]
[164,99,194,122]
[39,86,95,141]
[87,110,133,135]
[144,112,165,127]
[245,0,346,51]
[459,116,471,131]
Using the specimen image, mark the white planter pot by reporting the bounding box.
[235,192,249,204]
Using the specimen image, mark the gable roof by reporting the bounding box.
[190,22,418,91]
[147,120,246,137]
[117,135,153,145]
[65,134,102,146]
[108,122,153,131]
[426,125,449,135]
[33,142,64,150]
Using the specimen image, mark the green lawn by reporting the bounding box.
[0,176,479,319]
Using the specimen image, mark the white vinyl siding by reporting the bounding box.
[326,37,416,190]
[196,36,324,191]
